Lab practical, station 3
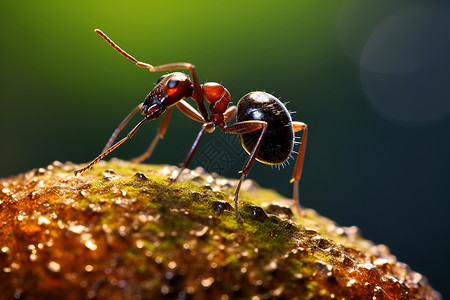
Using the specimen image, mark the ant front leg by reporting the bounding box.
[102,103,143,152]
[173,100,209,178]
[290,121,308,214]
[223,120,268,223]
[156,100,210,197]
[74,117,147,176]
[133,98,208,164]
[157,123,210,198]
[169,105,237,184]
[158,105,238,199]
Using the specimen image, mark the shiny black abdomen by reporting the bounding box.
[236,92,294,165]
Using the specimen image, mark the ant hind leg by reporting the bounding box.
[290,121,308,214]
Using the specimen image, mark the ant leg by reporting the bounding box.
[74,118,147,176]
[133,99,207,164]
[223,120,268,222]
[157,126,207,198]
[224,106,237,123]
[157,100,216,197]
[290,122,308,214]
[170,100,211,181]
[174,126,206,180]
[157,102,215,198]
[131,108,173,163]
[102,103,143,152]
[175,100,205,123]
[94,29,208,122]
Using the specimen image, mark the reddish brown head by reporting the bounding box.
[202,82,231,127]
[142,72,194,120]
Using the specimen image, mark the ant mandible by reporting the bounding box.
[74,29,308,223]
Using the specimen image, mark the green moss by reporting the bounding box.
[306,281,318,292]
[78,199,89,209]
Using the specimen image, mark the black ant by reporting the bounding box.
[75,29,308,223]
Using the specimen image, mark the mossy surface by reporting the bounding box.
[0,160,441,299]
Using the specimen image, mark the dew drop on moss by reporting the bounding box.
[133,172,149,181]
[248,205,268,221]
[212,200,233,215]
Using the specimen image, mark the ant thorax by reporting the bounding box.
[201,82,231,127]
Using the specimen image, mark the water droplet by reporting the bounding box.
[133,172,149,181]
[69,224,86,234]
[168,261,177,269]
[212,200,233,215]
[51,160,64,168]
[118,280,126,288]
[37,216,51,225]
[160,284,170,295]
[200,277,215,288]
[11,263,20,270]
[85,239,98,251]
[266,260,278,271]
[347,278,356,287]
[117,226,127,237]
[312,236,332,250]
[136,240,144,249]
[190,225,209,237]
[265,203,293,218]
[248,205,268,221]
[165,271,174,280]
[271,286,284,296]
[48,261,61,272]
[36,168,47,175]
[85,265,93,272]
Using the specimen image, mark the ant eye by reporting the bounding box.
[157,75,168,84]
[167,79,179,89]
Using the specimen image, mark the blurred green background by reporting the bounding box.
[1,0,449,297]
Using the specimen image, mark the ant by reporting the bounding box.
[75,29,308,223]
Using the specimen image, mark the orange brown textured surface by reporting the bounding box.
[0,160,441,299]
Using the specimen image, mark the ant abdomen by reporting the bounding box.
[237,92,294,165]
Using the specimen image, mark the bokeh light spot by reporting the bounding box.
[360,5,450,124]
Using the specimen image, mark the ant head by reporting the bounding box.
[142,72,194,120]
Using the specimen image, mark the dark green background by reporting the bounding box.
[1,1,449,297]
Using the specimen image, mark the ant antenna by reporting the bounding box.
[94,29,154,70]
[94,29,138,63]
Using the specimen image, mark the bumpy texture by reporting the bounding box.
[0,160,441,299]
